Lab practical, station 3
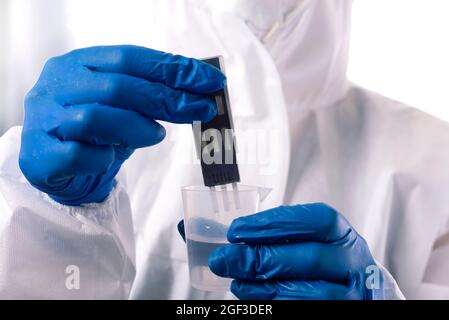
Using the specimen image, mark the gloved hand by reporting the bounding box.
[19,45,225,205]
[207,203,384,300]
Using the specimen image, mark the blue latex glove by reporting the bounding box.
[19,45,225,205]
[208,203,384,300]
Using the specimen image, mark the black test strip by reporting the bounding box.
[193,56,240,187]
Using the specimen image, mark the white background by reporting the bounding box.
[348,0,449,122]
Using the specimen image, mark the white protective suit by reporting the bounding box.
[0,0,448,299]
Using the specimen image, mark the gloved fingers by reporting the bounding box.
[62,45,226,94]
[42,71,217,123]
[19,129,114,190]
[230,279,363,300]
[227,203,352,244]
[49,103,166,148]
[208,242,350,283]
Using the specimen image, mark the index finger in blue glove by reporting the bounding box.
[227,203,352,244]
[208,240,355,283]
[62,45,226,94]
[35,69,217,123]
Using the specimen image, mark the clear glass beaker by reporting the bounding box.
[181,184,268,292]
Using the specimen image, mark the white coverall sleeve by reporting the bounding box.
[0,126,135,299]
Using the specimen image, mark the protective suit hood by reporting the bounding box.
[196,0,352,111]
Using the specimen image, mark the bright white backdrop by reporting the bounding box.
[348,0,449,122]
